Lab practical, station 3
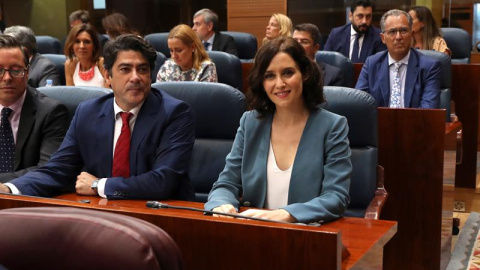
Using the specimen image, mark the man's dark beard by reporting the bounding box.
[352,23,369,34]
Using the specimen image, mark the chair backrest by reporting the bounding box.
[152,51,167,82]
[152,82,246,202]
[322,86,378,217]
[418,49,452,121]
[0,207,182,270]
[220,31,258,62]
[38,85,112,122]
[441,27,471,63]
[36,35,62,54]
[315,51,355,87]
[145,33,170,58]
[207,51,243,90]
[42,54,67,85]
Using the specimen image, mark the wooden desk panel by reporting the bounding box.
[0,193,396,270]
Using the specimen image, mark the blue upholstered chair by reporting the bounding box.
[322,86,386,219]
[42,54,67,85]
[441,27,472,64]
[152,51,167,82]
[418,49,453,121]
[144,33,170,58]
[0,207,182,270]
[152,82,246,202]
[35,35,62,54]
[207,51,243,90]
[37,86,112,122]
[220,31,258,62]
[315,51,355,87]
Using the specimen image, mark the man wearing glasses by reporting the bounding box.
[355,9,441,109]
[324,0,386,63]
[0,35,68,182]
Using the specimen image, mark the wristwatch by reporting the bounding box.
[91,179,100,194]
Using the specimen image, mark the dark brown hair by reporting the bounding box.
[64,24,101,62]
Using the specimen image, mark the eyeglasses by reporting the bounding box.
[0,67,28,78]
[383,27,411,37]
[296,39,313,46]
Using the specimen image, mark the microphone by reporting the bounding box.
[146,201,321,226]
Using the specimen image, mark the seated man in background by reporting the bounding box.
[192,8,238,56]
[0,34,196,201]
[355,9,441,108]
[324,0,386,63]
[4,26,61,87]
[0,35,69,182]
[293,23,345,86]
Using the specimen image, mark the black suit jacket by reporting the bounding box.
[28,53,61,87]
[319,62,345,86]
[212,32,238,56]
[0,87,69,182]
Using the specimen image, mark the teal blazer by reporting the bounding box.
[205,109,352,223]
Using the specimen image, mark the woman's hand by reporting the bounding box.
[239,209,297,223]
[212,204,238,218]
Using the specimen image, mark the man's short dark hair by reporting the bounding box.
[294,23,322,46]
[350,0,374,13]
[4,25,38,55]
[194,8,219,32]
[0,35,29,67]
[69,10,90,24]
[103,34,157,76]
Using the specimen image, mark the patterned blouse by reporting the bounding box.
[156,59,218,82]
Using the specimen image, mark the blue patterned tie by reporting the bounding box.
[351,33,360,63]
[0,108,15,172]
[389,62,403,108]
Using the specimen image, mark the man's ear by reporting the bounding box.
[348,12,353,22]
[207,22,214,32]
[380,33,386,44]
[103,69,111,85]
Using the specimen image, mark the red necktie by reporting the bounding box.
[112,112,132,178]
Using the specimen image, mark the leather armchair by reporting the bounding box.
[145,32,171,58]
[0,207,182,270]
[43,54,67,85]
[315,51,355,87]
[220,31,258,62]
[152,82,246,202]
[38,85,112,122]
[35,35,62,54]
[207,51,243,90]
[323,86,386,219]
[441,27,472,64]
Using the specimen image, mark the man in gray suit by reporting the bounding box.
[4,26,61,87]
[0,35,69,182]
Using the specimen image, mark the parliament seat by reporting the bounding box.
[316,51,355,87]
[145,32,170,58]
[36,35,62,54]
[0,207,182,270]
[152,51,167,82]
[207,51,243,90]
[152,82,246,202]
[43,54,67,85]
[441,27,471,64]
[220,31,258,62]
[323,86,386,219]
[38,85,112,122]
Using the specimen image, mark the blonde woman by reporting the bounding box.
[263,13,292,45]
[156,24,218,82]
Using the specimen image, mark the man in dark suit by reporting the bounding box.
[0,35,69,182]
[193,8,238,56]
[4,26,61,87]
[293,23,345,86]
[324,0,386,63]
[0,34,195,200]
[355,9,441,108]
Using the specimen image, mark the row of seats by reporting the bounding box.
[37,82,386,219]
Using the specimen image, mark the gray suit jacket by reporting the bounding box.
[28,53,61,88]
[205,109,351,223]
[0,87,69,182]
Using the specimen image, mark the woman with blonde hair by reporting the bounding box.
[408,6,451,56]
[156,24,217,82]
[263,13,292,45]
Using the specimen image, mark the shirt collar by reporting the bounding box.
[113,99,144,120]
[206,33,215,45]
[388,50,410,66]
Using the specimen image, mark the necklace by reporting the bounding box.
[78,64,95,81]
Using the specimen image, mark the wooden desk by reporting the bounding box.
[0,193,396,270]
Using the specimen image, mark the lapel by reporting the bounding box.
[359,29,373,62]
[342,26,352,58]
[15,87,36,169]
[378,54,391,106]
[404,49,419,108]
[253,113,271,207]
[212,33,220,50]
[95,99,115,176]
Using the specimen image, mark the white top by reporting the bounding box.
[264,142,292,209]
[73,62,104,87]
[387,51,410,108]
[349,26,365,60]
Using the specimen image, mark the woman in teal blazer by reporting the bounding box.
[205,37,352,224]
